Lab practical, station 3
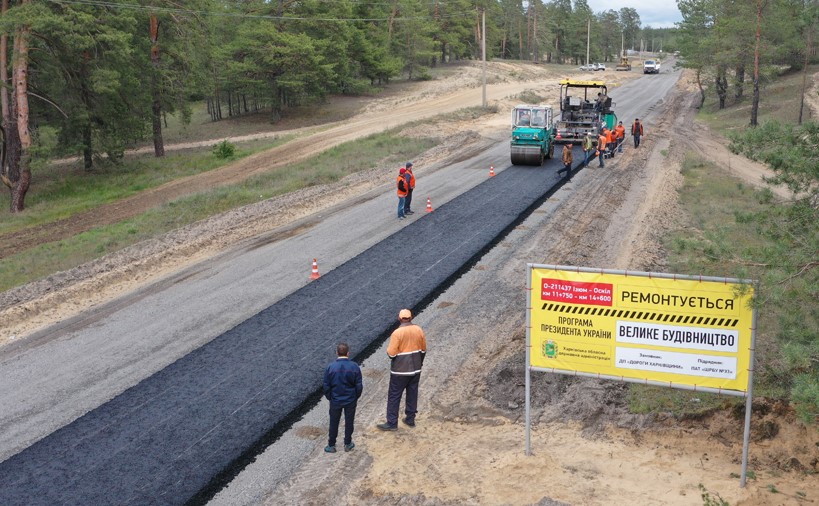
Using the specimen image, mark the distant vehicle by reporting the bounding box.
[643,60,660,74]
[595,63,606,71]
[579,63,593,71]
[673,51,680,57]
[615,57,631,71]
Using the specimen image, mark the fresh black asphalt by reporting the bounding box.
[0,152,580,505]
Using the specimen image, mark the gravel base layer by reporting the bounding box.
[0,153,577,505]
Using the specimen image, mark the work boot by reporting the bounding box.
[377,423,397,431]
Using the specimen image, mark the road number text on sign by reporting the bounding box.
[541,278,613,306]
[529,267,754,393]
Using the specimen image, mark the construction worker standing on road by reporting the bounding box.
[615,121,626,153]
[396,168,408,220]
[631,118,644,148]
[378,309,427,431]
[403,162,416,215]
[582,132,594,167]
[558,143,573,179]
[605,127,616,159]
[597,130,607,168]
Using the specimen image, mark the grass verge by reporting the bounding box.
[697,64,819,137]
[629,66,819,419]
[630,154,793,416]
[0,136,294,236]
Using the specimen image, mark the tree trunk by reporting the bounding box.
[150,14,165,157]
[11,15,31,213]
[0,0,9,129]
[799,23,813,124]
[750,0,765,127]
[734,64,745,101]
[716,66,728,109]
[0,0,11,193]
[3,104,20,196]
[82,124,92,170]
[79,63,94,170]
[696,68,706,108]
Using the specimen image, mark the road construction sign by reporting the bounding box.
[527,265,756,394]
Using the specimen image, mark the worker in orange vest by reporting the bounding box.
[403,162,416,215]
[397,167,408,220]
[605,127,616,158]
[631,118,644,148]
[614,121,626,153]
[597,130,607,168]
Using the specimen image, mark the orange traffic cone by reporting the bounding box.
[310,258,320,280]
[489,165,495,177]
[426,197,433,213]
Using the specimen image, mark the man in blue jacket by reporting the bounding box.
[323,343,363,453]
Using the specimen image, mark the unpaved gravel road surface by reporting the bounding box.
[1,61,817,505]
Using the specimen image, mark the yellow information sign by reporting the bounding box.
[528,266,755,393]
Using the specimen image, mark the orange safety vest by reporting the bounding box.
[407,168,416,189]
[606,129,615,144]
[397,175,408,197]
[632,121,643,136]
[615,124,626,139]
[598,133,607,150]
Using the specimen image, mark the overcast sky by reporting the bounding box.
[586,0,682,28]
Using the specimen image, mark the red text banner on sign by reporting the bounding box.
[541,278,613,306]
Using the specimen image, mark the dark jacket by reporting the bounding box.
[323,358,363,407]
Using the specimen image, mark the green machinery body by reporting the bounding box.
[510,104,555,166]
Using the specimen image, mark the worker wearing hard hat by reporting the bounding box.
[582,132,595,167]
[377,309,427,431]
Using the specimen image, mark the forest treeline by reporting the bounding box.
[0,0,648,212]
[0,0,815,214]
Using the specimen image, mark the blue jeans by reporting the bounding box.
[634,135,641,148]
[617,138,623,152]
[405,189,413,212]
[386,373,420,426]
[584,150,593,167]
[598,150,605,167]
[328,401,357,446]
[398,196,406,218]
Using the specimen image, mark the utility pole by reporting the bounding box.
[621,31,624,58]
[481,7,486,107]
[586,18,590,66]
[533,8,538,62]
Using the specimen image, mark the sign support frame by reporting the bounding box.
[524,264,757,488]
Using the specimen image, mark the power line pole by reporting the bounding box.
[482,7,486,107]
